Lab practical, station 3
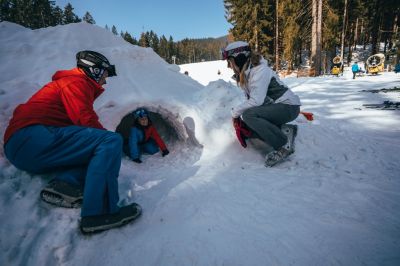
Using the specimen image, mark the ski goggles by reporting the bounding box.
[220,46,251,60]
[101,61,116,77]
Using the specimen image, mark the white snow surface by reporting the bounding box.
[1,22,400,266]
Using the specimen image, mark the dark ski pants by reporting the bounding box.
[4,125,123,217]
[242,103,300,150]
[128,127,159,160]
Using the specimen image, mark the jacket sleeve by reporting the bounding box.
[60,81,105,129]
[231,65,272,118]
[148,126,167,151]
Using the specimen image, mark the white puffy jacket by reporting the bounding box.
[231,59,301,118]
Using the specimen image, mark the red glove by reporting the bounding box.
[300,111,314,121]
[233,118,252,148]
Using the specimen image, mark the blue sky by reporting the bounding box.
[55,0,232,41]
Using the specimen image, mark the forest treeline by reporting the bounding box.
[1,0,399,74]
[224,0,400,74]
[0,0,227,64]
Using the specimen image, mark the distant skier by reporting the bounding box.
[116,108,169,163]
[3,51,141,233]
[221,41,301,167]
[394,63,400,73]
[352,61,360,79]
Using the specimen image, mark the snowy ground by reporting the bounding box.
[1,22,400,266]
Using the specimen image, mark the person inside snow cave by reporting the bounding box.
[3,50,142,234]
[116,108,169,163]
[221,41,301,167]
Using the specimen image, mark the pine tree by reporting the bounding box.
[63,3,80,24]
[28,0,54,28]
[82,11,95,24]
[149,31,159,53]
[159,35,169,60]
[122,31,137,45]
[111,25,118,35]
[281,0,302,71]
[224,0,273,57]
[168,36,175,63]
[139,32,150,47]
[51,6,64,26]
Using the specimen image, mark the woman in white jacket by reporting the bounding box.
[222,41,301,167]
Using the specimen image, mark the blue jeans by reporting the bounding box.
[128,127,159,160]
[4,125,123,217]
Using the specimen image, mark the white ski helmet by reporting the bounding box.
[221,41,251,60]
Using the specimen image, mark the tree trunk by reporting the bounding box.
[390,12,398,49]
[360,19,365,49]
[275,0,279,71]
[384,39,387,54]
[371,0,382,54]
[347,26,352,64]
[311,0,322,76]
[311,0,317,75]
[363,31,368,50]
[340,0,348,62]
[254,4,259,52]
[353,18,359,50]
[316,0,322,75]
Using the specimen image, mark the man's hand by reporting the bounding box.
[162,149,169,157]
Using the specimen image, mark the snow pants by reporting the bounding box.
[128,127,159,160]
[4,125,122,217]
[241,103,300,150]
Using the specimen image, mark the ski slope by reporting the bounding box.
[0,22,400,266]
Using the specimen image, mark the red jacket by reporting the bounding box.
[4,68,105,144]
[143,125,167,151]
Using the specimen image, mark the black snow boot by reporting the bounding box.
[80,203,142,234]
[264,147,291,167]
[40,179,83,208]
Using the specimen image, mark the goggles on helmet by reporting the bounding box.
[134,108,148,118]
[221,45,251,60]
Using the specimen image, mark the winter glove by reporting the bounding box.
[232,118,252,148]
[300,111,314,121]
[162,149,169,157]
[233,117,241,129]
[133,158,142,164]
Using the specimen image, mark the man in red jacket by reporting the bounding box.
[3,51,141,234]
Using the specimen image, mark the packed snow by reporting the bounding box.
[0,22,400,266]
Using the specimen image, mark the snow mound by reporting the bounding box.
[0,22,205,147]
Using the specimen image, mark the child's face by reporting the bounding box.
[138,116,148,126]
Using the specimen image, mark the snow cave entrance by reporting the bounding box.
[116,106,202,155]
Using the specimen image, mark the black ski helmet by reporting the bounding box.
[76,50,116,82]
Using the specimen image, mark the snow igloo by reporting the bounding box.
[113,104,202,152]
